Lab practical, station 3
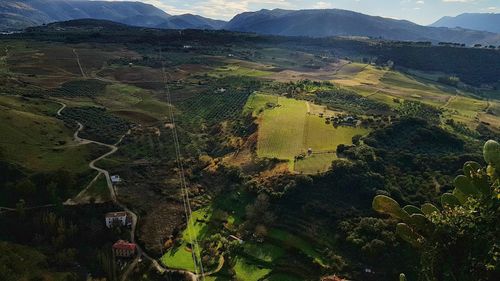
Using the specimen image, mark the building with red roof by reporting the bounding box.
[112,240,136,257]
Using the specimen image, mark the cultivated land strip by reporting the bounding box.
[73,49,86,78]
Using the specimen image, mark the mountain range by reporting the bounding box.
[225,9,500,45]
[0,0,224,31]
[1,0,500,45]
[431,13,500,34]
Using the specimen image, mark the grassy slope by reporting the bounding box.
[268,228,327,266]
[161,207,212,271]
[233,258,271,281]
[294,153,338,174]
[334,65,497,130]
[304,115,370,151]
[243,242,285,263]
[0,96,97,173]
[96,83,171,124]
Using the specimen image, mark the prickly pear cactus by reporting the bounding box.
[453,175,478,197]
[396,223,424,248]
[483,140,500,166]
[372,195,410,222]
[440,193,461,208]
[420,203,439,215]
[403,205,422,215]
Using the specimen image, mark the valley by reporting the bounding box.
[0,20,499,281]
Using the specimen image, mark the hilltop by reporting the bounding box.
[431,13,500,34]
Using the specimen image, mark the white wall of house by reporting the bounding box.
[105,215,127,228]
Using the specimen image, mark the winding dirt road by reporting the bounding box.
[55,101,197,281]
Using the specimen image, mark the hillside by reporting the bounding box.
[225,8,500,45]
[157,14,226,30]
[0,0,225,31]
[431,13,500,34]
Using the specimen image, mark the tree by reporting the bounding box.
[352,134,362,146]
[15,199,26,218]
[372,140,500,280]
[15,178,36,197]
[255,224,268,238]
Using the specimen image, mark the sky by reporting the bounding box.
[111,0,500,25]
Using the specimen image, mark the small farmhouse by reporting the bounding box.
[112,240,136,257]
[110,175,121,183]
[105,211,128,228]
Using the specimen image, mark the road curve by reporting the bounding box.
[55,101,198,281]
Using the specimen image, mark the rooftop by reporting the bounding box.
[105,211,127,218]
[112,240,136,251]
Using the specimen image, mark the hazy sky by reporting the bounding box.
[116,0,500,24]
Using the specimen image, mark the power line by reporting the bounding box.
[159,46,206,280]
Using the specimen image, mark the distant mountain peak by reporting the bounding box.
[431,13,500,34]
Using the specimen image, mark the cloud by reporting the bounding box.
[313,1,333,9]
[442,0,475,3]
[416,0,424,4]
[194,0,295,19]
[100,0,196,14]
[100,0,295,19]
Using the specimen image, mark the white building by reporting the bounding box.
[111,175,121,183]
[105,211,128,228]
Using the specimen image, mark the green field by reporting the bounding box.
[304,115,370,151]
[294,153,338,174]
[243,242,285,263]
[161,207,212,271]
[268,228,327,267]
[161,244,198,272]
[233,258,271,281]
[254,95,308,161]
[246,93,369,172]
